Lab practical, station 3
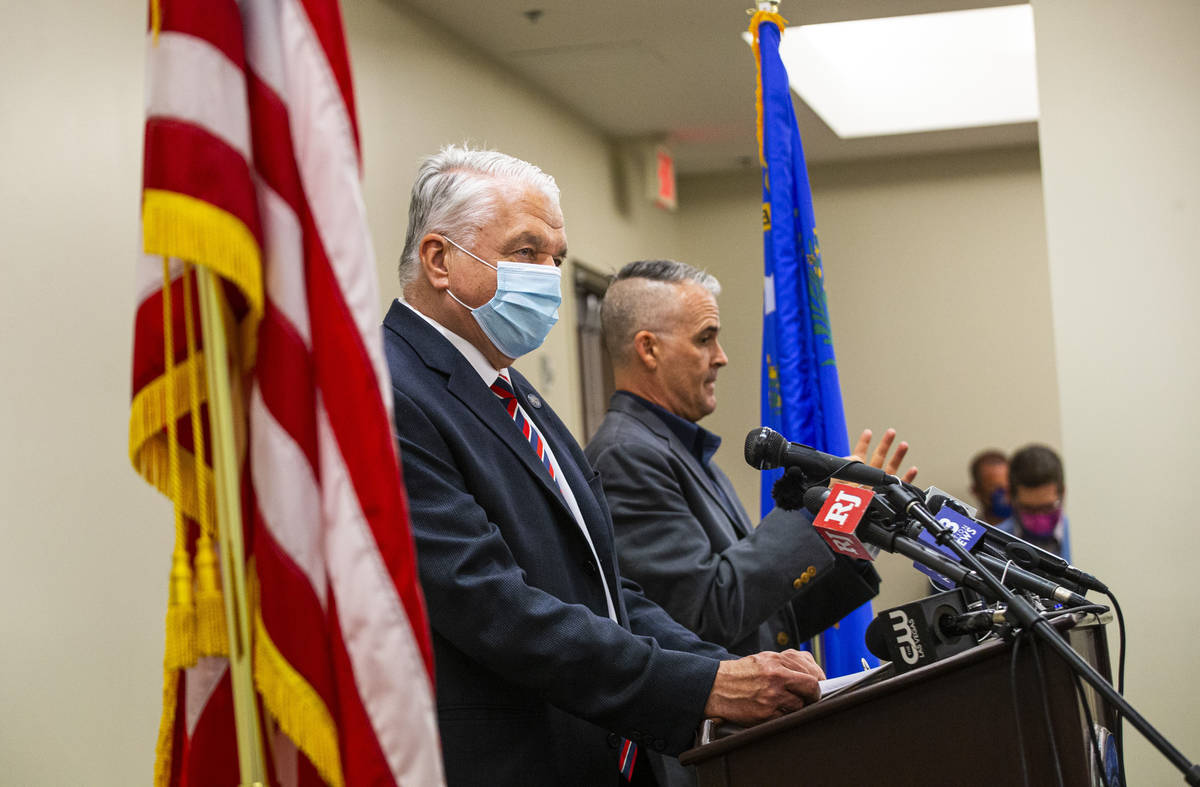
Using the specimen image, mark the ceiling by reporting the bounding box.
[387,0,1038,174]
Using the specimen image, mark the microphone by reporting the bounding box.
[863,589,979,672]
[925,487,1107,594]
[807,483,880,561]
[911,503,987,591]
[940,607,1010,637]
[745,427,899,488]
[803,487,999,595]
[915,503,1091,607]
[804,487,1092,608]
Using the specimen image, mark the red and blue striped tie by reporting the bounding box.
[490,372,558,482]
[491,372,638,780]
[618,737,638,781]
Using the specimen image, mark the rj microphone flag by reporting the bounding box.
[750,10,877,678]
[129,1,443,784]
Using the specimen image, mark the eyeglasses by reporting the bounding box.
[1013,499,1062,515]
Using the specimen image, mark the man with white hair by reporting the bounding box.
[383,147,825,786]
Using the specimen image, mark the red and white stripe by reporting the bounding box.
[137,1,441,784]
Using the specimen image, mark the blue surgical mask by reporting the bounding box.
[443,236,562,359]
[989,487,1013,520]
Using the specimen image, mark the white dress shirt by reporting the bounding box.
[401,301,618,621]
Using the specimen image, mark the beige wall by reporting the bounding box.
[1033,0,1200,781]
[0,1,680,783]
[0,2,175,784]
[678,147,1062,609]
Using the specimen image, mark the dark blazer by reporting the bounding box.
[382,303,729,787]
[585,392,880,658]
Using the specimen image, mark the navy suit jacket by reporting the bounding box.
[382,302,729,786]
[585,393,880,657]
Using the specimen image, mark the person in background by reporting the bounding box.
[968,448,1011,526]
[997,444,1071,560]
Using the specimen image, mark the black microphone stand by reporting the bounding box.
[875,481,1200,785]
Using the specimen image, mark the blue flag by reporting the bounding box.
[751,11,876,677]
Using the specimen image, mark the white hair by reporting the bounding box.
[398,145,561,287]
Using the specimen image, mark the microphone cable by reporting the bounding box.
[1105,589,1129,787]
[1009,629,1066,787]
[1071,669,1108,787]
[1010,633,1032,787]
[1050,602,1110,617]
[1029,635,1066,787]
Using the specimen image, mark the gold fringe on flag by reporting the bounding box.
[153,667,180,787]
[142,189,264,324]
[129,354,214,524]
[748,10,790,170]
[130,190,262,528]
[129,310,257,520]
[150,0,161,43]
[255,612,346,787]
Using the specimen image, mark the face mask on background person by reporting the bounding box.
[989,487,1013,520]
[1017,506,1062,538]
[442,235,562,359]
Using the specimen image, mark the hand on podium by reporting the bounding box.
[703,650,825,724]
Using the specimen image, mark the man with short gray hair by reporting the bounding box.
[384,149,828,786]
[588,259,911,659]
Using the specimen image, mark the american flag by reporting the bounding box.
[129,1,443,784]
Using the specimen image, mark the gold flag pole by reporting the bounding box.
[197,268,267,787]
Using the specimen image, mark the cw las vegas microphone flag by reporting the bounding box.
[750,9,876,678]
[130,0,442,783]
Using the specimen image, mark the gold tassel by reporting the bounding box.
[164,549,196,670]
[181,263,229,657]
[161,256,197,670]
[194,534,227,655]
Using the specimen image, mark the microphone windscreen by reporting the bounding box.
[771,468,813,511]
[744,427,785,469]
[863,613,891,662]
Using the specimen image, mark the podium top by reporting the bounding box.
[682,610,1111,766]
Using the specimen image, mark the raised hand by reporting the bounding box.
[852,427,918,483]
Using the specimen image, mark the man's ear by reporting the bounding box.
[632,330,658,371]
[419,233,450,291]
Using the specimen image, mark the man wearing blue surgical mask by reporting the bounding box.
[382,146,826,787]
[969,449,1011,526]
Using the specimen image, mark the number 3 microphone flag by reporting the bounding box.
[129,0,443,784]
[750,9,877,678]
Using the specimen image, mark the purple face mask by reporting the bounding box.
[1019,509,1062,537]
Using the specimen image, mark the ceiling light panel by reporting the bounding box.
[773,4,1039,138]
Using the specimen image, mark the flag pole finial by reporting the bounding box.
[752,0,779,13]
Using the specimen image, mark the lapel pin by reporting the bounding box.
[527,394,543,409]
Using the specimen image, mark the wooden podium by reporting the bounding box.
[681,613,1118,787]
